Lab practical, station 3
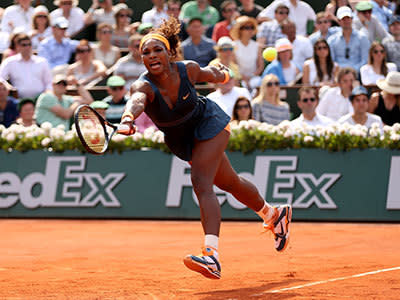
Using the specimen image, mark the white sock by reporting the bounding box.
[256,202,275,223]
[204,234,219,259]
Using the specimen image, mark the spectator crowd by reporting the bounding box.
[1,0,400,133]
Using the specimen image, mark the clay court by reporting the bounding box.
[0,220,399,300]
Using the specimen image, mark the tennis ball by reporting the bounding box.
[263,47,277,62]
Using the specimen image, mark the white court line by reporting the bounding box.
[254,266,400,296]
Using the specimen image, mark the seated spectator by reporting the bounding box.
[92,23,121,68]
[1,0,34,34]
[181,17,216,67]
[327,6,370,73]
[1,32,22,63]
[85,0,115,26]
[353,1,389,43]
[368,71,400,125]
[141,0,169,28]
[111,3,134,48]
[230,96,253,125]
[50,0,85,37]
[29,6,52,50]
[34,74,93,128]
[382,16,400,72]
[309,11,340,45]
[262,38,300,86]
[212,0,239,42]
[209,37,241,80]
[207,73,251,118]
[291,86,333,127]
[102,75,129,124]
[302,38,339,86]
[256,4,288,48]
[0,79,18,128]
[67,40,107,87]
[0,34,52,99]
[37,17,79,70]
[179,0,220,38]
[113,34,147,90]
[90,100,109,119]
[238,0,263,19]
[316,67,356,121]
[360,41,397,85]
[252,74,290,125]
[371,0,393,31]
[324,0,352,27]
[339,85,384,130]
[257,0,316,36]
[280,19,313,71]
[230,16,263,89]
[15,98,36,127]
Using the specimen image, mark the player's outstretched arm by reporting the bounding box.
[184,60,230,85]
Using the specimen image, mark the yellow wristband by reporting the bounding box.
[121,111,134,121]
[221,70,230,84]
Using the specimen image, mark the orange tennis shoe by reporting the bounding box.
[183,246,221,279]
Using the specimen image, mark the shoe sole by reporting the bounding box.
[276,205,292,252]
[183,256,221,279]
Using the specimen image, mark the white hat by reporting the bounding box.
[54,0,79,6]
[275,38,292,52]
[34,5,49,15]
[377,71,400,95]
[52,16,69,29]
[216,36,234,48]
[336,6,353,20]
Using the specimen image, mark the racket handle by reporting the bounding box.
[117,124,135,135]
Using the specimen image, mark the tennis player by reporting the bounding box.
[120,17,292,280]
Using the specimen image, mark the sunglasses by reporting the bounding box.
[266,81,280,87]
[236,104,250,109]
[55,80,67,86]
[19,42,32,47]
[277,11,289,15]
[373,49,385,54]
[118,13,131,17]
[60,1,73,5]
[36,15,48,18]
[316,45,328,51]
[111,86,124,91]
[76,48,90,53]
[361,10,372,14]
[220,47,233,52]
[240,25,255,30]
[317,20,330,24]
[301,97,316,103]
[345,47,350,59]
[101,30,113,34]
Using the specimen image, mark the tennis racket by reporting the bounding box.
[74,104,134,155]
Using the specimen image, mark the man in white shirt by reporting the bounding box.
[257,0,316,36]
[316,67,356,121]
[207,75,251,118]
[141,0,169,28]
[1,0,34,34]
[0,34,52,99]
[291,86,333,127]
[50,0,85,37]
[281,19,313,71]
[338,85,384,131]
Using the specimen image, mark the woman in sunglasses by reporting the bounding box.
[30,5,52,50]
[67,39,106,87]
[360,41,397,85]
[230,96,253,125]
[252,74,290,124]
[303,38,339,86]
[120,18,292,280]
[230,16,264,91]
[92,23,121,68]
[111,3,134,48]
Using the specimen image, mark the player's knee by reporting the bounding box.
[191,174,213,196]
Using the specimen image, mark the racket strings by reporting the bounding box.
[77,108,107,153]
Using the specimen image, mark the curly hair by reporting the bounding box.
[151,17,181,58]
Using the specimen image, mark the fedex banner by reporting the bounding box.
[0,149,399,221]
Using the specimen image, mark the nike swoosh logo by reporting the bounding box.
[182,93,190,100]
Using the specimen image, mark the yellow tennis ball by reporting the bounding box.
[263,47,277,62]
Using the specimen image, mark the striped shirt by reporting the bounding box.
[252,100,290,125]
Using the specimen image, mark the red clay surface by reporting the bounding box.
[0,220,399,300]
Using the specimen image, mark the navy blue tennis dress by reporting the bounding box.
[138,61,230,161]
